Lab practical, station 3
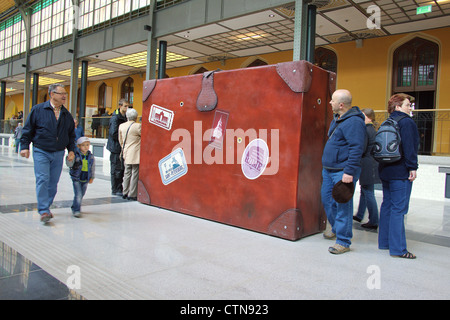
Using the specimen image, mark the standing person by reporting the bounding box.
[74,118,84,143]
[20,84,75,224]
[118,108,141,201]
[378,93,419,259]
[66,136,95,218]
[14,121,23,153]
[354,108,380,229]
[321,89,366,254]
[106,99,129,196]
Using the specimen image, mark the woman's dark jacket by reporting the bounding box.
[378,111,419,181]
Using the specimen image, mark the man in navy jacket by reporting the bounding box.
[321,89,366,254]
[20,84,75,224]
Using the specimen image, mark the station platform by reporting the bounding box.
[1,146,449,300]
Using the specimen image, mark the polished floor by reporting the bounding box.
[1,146,450,300]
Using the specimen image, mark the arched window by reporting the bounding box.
[98,82,106,108]
[393,37,438,93]
[314,47,337,73]
[392,37,439,155]
[121,77,134,104]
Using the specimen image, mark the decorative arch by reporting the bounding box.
[388,34,441,155]
[386,32,442,106]
[190,65,209,75]
[98,82,107,109]
[314,47,338,73]
[240,56,268,68]
[120,76,134,104]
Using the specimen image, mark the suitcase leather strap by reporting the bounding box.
[196,71,218,112]
[276,61,313,93]
[142,79,157,102]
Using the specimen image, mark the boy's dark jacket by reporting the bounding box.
[322,106,366,177]
[66,149,96,182]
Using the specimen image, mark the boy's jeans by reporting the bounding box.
[71,180,88,213]
[321,167,361,248]
[33,147,65,215]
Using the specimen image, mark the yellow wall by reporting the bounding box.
[327,27,450,112]
[4,27,449,119]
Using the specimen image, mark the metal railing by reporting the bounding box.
[3,109,450,156]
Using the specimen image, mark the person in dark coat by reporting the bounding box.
[106,99,129,196]
[353,108,380,229]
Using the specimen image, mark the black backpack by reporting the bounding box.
[372,114,408,163]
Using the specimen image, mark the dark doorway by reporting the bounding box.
[404,91,435,155]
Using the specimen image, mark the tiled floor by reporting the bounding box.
[1,146,450,300]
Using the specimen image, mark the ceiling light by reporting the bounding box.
[234,32,266,41]
[18,77,64,86]
[108,50,188,67]
[54,67,114,77]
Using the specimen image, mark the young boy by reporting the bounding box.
[66,136,95,218]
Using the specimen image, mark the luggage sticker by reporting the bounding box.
[149,104,174,131]
[209,109,229,149]
[158,148,188,185]
[241,139,269,180]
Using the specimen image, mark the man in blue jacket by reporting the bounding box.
[321,89,366,254]
[20,84,76,224]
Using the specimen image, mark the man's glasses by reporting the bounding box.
[53,91,68,96]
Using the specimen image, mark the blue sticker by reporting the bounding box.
[158,148,188,185]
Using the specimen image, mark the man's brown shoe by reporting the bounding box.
[323,231,336,240]
[328,243,350,254]
[40,212,52,224]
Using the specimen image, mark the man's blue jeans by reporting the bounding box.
[71,180,88,213]
[33,147,65,215]
[378,179,412,256]
[321,168,361,248]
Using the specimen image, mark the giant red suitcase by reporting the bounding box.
[138,60,336,240]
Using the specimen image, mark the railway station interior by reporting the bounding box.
[1,0,450,301]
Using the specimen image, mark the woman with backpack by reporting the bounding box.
[378,93,419,259]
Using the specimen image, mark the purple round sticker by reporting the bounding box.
[241,139,269,180]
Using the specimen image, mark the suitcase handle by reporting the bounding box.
[196,71,218,112]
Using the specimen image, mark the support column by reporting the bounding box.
[158,40,167,79]
[32,73,39,107]
[0,81,5,132]
[21,8,32,120]
[0,81,5,121]
[79,60,88,128]
[146,0,157,80]
[293,0,309,61]
[306,5,317,63]
[69,0,80,118]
